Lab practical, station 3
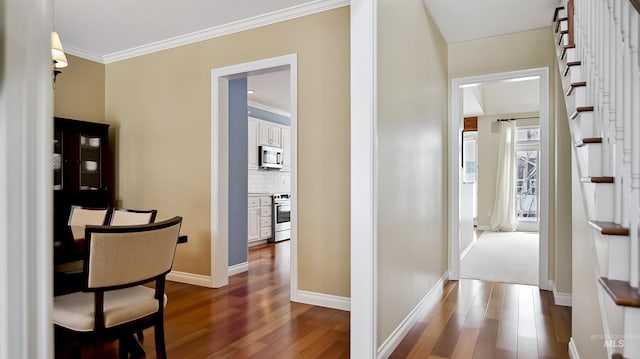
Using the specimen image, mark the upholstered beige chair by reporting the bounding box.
[53,216,182,359]
[109,208,158,226]
[67,205,111,242]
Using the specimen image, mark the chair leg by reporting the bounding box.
[118,337,129,359]
[154,320,167,359]
[136,330,144,341]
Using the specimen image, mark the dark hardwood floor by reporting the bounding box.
[390,279,571,359]
[56,241,570,358]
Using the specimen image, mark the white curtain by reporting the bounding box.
[490,121,518,231]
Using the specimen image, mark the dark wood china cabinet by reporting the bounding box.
[53,117,113,261]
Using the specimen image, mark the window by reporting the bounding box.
[515,126,539,221]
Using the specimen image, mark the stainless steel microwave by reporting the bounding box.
[259,145,283,169]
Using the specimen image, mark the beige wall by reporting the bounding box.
[448,27,573,294]
[476,113,539,228]
[104,8,351,296]
[449,28,556,79]
[53,54,105,123]
[376,0,448,345]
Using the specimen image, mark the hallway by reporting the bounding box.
[391,279,571,358]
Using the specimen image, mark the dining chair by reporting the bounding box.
[53,216,182,359]
[109,207,158,226]
[107,207,158,343]
[67,205,111,242]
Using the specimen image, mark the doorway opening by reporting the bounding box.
[210,54,299,303]
[450,67,549,289]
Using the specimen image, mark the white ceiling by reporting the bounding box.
[248,70,291,114]
[54,0,557,114]
[422,0,561,43]
[463,78,540,117]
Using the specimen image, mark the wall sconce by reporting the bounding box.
[51,32,68,88]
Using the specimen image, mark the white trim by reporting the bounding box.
[450,68,551,291]
[210,54,298,294]
[63,45,105,63]
[0,1,53,356]
[293,290,351,311]
[167,270,214,287]
[476,225,492,231]
[350,0,378,357]
[377,272,449,359]
[248,101,291,118]
[460,241,474,261]
[551,280,573,307]
[101,0,349,64]
[228,262,249,276]
[569,338,580,359]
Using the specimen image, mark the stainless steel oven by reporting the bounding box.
[271,194,290,242]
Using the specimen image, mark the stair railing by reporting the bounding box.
[572,0,640,291]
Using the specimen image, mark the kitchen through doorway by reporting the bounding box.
[210,55,298,300]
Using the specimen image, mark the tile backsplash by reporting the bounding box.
[248,169,291,194]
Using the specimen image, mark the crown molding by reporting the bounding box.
[63,45,105,63]
[99,0,349,64]
[248,101,291,117]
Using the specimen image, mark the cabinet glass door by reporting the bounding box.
[79,135,101,190]
[53,131,63,190]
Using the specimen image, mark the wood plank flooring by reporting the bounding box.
[55,241,571,358]
[390,280,572,359]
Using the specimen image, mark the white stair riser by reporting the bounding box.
[571,86,588,108]
[567,65,583,83]
[609,236,630,281]
[570,111,595,141]
[583,182,614,222]
[593,229,631,281]
[564,47,577,62]
[576,144,603,177]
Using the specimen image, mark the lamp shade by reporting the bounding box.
[51,32,68,69]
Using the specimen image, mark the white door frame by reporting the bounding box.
[449,67,550,290]
[210,54,298,298]
[1,0,53,356]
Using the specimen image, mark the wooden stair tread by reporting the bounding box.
[582,176,614,183]
[612,353,625,359]
[555,17,568,33]
[563,61,581,76]
[570,106,594,119]
[575,137,602,146]
[599,277,640,307]
[589,221,630,236]
[566,81,587,96]
[553,6,565,22]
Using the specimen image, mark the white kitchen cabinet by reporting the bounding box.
[258,122,281,147]
[248,207,260,242]
[248,194,272,245]
[258,196,272,240]
[248,119,258,169]
[281,127,291,171]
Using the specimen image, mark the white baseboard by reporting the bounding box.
[293,290,350,311]
[228,262,249,276]
[551,280,573,307]
[476,225,491,231]
[167,270,213,287]
[569,338,580,359]
[460,241,474,260]
[377,272,449,359]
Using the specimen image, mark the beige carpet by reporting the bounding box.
[460,231,539,286]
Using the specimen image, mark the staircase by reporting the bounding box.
[553,0,640,357]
